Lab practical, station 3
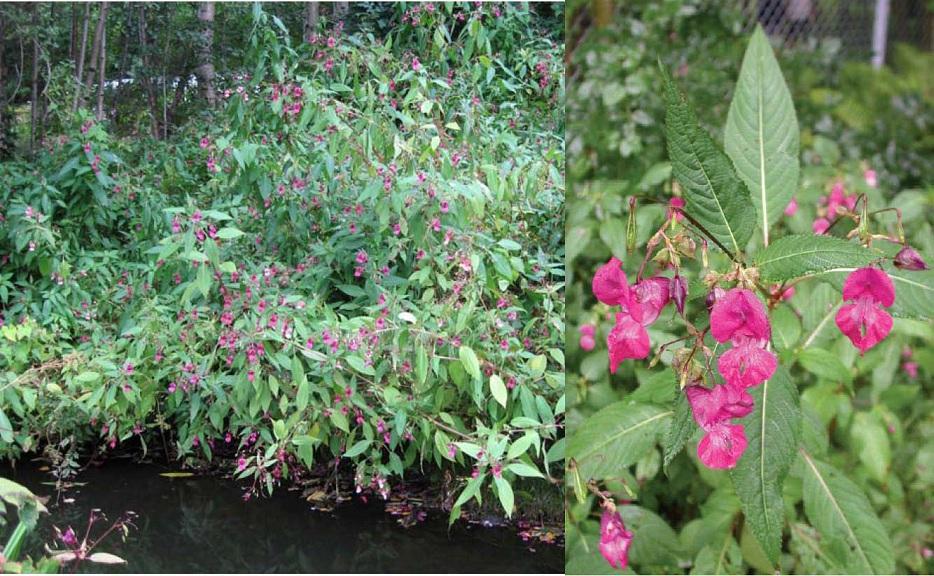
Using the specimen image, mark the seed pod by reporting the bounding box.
[626,197,637,256]
[894,245,928,271]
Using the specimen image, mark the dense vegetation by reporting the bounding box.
[0,1,565,532]
[566,1,932,574]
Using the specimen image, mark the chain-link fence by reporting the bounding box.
[738,0,931,62]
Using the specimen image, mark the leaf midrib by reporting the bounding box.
[756,245,872,268]
[756,41,768,246]
[576,410,672,463]
[800,449,873,573]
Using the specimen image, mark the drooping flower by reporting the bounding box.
[686,384,753,428]
[835,297,893,353]
[784,197,798,216]
[717,337,777,389]
[607,313,650,372]
[598,510,633,570]
[667,197,685,222]
[709,289,771,344]
[592,257,630,307]
[835,267,895,354]
[696,422,748,469]
[630,277,671,325]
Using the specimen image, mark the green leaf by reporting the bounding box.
[345,355,374,376]
[75,371,101,383]
[754,235,877,282]
[661,65,755,258]
[771,305,801,351]
[215,227,244,240]
[568,402,671,480]
[812,266,934,320]
[797,348,852,384]
[730,366,801,567]
[506,463,545,478]
[662,392,694,468]
[494,476,514,517]
[489,374,508,408]
[850,412,890,484]
[459,346,481,381]
[724,25,799,244]
[344,439,372,458]
[799,450,895,574]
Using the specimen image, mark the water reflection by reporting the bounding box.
[2,461,562,573]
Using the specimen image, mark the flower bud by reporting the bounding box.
[894,246,928,271]
[705,287,725,312]
[671,274,687,315]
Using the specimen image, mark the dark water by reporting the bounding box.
[1,461,562,573]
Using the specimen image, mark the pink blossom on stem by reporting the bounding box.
[598,510,633,570]
[579,324,596,351]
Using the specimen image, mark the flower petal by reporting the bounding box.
[592,257,630,306]
[631,276,671,326]
[717,340,777,389]
[697,423,748,469]
[607,313,650,373]
[599,510,633,570]
[709,288,771,343]
[835,297,893,354]
[842,267,895,307]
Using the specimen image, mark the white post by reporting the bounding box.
[871,0,890,69]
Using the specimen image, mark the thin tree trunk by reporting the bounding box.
[138,5,160,138]
[29,5,39,154]
[195,2,216,108]
[70,3,78,61]
[82,2,105,110]
[72,2,90,113]
[303,3,319,42]
[96,2,107,121]
[0,15,7,158]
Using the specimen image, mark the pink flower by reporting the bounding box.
[579,324,596,351]
[592,257,629,306]
[667,197,685,222]
[709,289,770,344]
[784,197,798,216]
[607,313,650,372]
[903,361,918,379]
[200,137,210,149]
[835,267,895,354]
[894,246,928,271]
[842,267,895,306]
[686,384,753,428]
[629,277,671,325]
[864,169,877,187]
[812,218,830,235]
[697,422,748,469]
[599,510,633,570]
[412,57,421,72]
[237,457,248,471]
[123,362,135,375]
[718,338,777,389]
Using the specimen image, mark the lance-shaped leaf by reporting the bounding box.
[730,366,801,567]
[662,392,694,468]
[662,65,755,258]
[568,401,671,480]
[754,235,878,282]
[799,449,895,574]
[725,25,800,245]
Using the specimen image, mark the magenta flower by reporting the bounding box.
[903,361,918,379]
[717,338,777,389]
[598,509,633,570]
[709,289,770,344]
[784,197,798,216]
[667,197,685,222]
[592,257,629,307]
[607,313,650,372]
[835,267,895,354]
[412,56,421,72]
[812,218,830,235]
[697,422,748,469]
[864,169,877,187]
[629,277,671,325]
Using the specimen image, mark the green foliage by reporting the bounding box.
[567,4,932,574]
[0,3,564,521]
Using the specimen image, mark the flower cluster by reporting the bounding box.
[834,267,895,354]
[591,257,671,373]
[812,180,859,235]
[679,289,777,469]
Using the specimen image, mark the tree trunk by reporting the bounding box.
[72,2,90,113]
[70,3,78,61]
[138,5,160,138]
[195,2,216,108]
[303,2,319,42]
[0,15,7,158]
[82,2,106,111]
[96,2,107,121]
[29,5,39,154]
